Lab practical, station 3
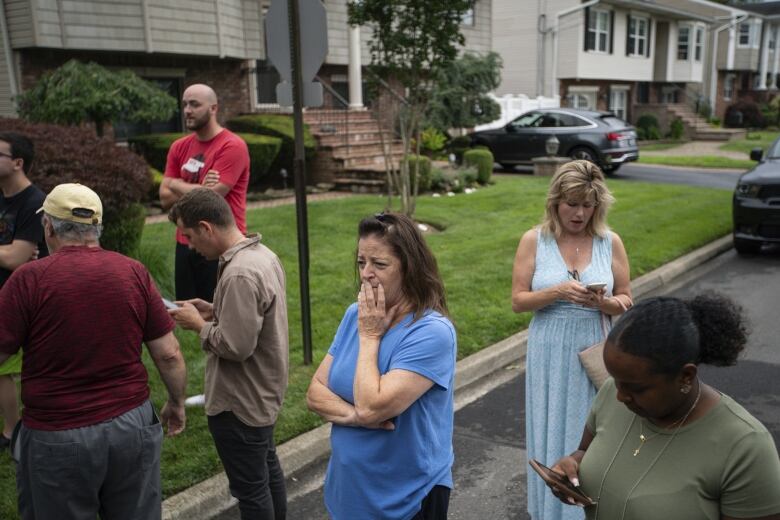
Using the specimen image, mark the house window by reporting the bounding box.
[586,9,610,52]
[695,27,703,61]
[637,82,650,103]
[678,26,690,60]
[566,88,598,110]
[627,16,648,57]
[256,60,281,104]
[609,87,629,119]
[738,21,758,48]
[724,74,735,100]
[461,7,474,26]
[770,27,776,50]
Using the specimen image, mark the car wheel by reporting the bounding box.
[570,147,598,164]
[733,236,762,255]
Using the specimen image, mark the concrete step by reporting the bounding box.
[316,131,388,147]
[307,120,385,136]
[695,129,747,141]
[331,177,386,194]
[303,109,376,124]
[331,142,405,159]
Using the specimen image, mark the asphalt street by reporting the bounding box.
[215,245,780,520]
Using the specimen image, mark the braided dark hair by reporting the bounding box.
[607,292,748,375]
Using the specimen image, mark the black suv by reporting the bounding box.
[732,139,780,255]
[468,108,638,173]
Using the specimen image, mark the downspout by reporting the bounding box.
[538,9,546,97]
[551,0,600,98]
[709,14,748,115]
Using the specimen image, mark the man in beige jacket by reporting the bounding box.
[167,188,288,520]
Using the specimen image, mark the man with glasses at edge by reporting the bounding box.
[0,132,47,450]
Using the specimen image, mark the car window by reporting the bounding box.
[555,113,592,127]
[767,139,780,158]
[540,114,559,127]
[602,116,630,128]
[510,112,543,128]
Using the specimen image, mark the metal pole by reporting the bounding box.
[287,0,313,365]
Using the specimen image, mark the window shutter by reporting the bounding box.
[584,7,591,51]
[626,15,631,56]
[646,19,652,57]
[609,11,615,54]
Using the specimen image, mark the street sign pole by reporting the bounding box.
[287,0,313,365]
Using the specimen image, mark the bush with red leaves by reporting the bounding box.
[1,118,151,254]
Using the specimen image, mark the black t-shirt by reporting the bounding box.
[0,184,48,287]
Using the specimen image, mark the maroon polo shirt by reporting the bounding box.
[0,246,174,431]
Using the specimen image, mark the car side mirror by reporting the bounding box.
[750,148,763,162]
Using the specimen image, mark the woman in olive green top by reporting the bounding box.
[548,294,780,520]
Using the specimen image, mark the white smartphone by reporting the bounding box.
[585,282,607,292]
[162,298,179,310]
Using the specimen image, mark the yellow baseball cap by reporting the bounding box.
[38,183,103,225]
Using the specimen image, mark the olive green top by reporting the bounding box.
[578,379,780,520]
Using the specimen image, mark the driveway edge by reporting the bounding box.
[161,233,733,520]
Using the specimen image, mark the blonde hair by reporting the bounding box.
[539,160,615,238]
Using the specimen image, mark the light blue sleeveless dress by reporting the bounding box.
[526,229,614,520]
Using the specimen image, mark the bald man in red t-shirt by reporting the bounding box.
[160,84,249,302]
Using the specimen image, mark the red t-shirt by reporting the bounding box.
[0,246,175,431]
[165,129,249,244]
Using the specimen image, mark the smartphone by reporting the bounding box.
[585,282,607,292]
[162,298,179,310]
[528,459,595,505]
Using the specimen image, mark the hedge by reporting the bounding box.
[404,155,432,193]
[463,148,494,185]
[1,118,149,255]
[129,132,283,188]
[225,114,316,176]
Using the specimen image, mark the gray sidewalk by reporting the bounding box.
[161,234,733,520]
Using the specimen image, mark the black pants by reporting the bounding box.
[208,412,286,520]
[175,243,218,302]
[411,485,451,520]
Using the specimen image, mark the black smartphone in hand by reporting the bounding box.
[528,459,595,505]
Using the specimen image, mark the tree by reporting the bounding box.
[17,60,178,137]
[349,0,474,216]
[426,52,502,134]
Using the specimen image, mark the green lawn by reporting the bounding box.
[0,176,733,518]
[637,155,755,170]
[638,142,687,152]
[719,130,780,156]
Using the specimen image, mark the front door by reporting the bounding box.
[609,89,628,119]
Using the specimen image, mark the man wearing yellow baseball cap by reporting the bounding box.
[0,182,188,519]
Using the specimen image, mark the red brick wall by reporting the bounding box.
[18,48,251,125]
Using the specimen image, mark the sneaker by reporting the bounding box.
[184,394,206,407]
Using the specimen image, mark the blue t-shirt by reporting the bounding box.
[324,303,457,520]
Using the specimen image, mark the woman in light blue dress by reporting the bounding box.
[511,160,632,520]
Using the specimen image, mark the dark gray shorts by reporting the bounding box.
[16,400,163,520]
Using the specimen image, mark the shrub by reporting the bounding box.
[420,127,447,157]
[225,114,316,179]
[636,114,661,141]
[430,168,447,191]
[148,167,163,202]
[463,148,494,184]
[668,118,685,140]
[0,118,149,255]
[724,100,766,128]
[129,132,283,188]
[447,135,472,164]
[405,155,432,192]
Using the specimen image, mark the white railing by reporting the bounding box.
[474,93,561,131]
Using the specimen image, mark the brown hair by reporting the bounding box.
[357,212,448,320]
[539,160,615,238]
[168,188,235,229]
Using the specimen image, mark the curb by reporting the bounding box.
[161,233,733,520]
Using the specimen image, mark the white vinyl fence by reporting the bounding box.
[474,94,560,131]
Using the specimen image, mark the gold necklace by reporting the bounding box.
[594,382,703,520]
[633,385,701,457]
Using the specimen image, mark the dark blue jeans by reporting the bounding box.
[208,412,286,520]
[412,485,451,520]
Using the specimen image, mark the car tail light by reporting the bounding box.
[606,132,621,141]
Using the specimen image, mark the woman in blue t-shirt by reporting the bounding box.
[307,212,457,520]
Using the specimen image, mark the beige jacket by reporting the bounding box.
[200,234,289,427]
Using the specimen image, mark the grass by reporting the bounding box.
[719,130,780,156]
[0,176,733,518]
[637,155,755,170]
[638,142,687,152]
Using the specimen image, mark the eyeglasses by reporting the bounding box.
[568,269,580,281]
